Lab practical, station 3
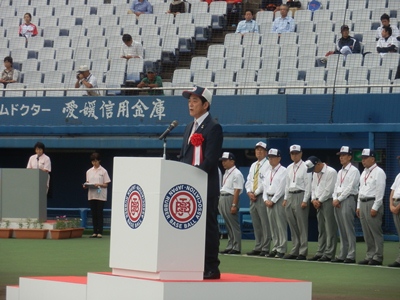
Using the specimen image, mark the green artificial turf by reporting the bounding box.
[0,237,399,300]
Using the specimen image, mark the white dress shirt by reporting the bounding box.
[332,163,360,201]
[390,173,400,199]
[221,166,244,195]
[311,164,337,202]
[245,157,270,196]
[120,41,144,58]
[262,164,287,203]
[285,160,312,202]
[357,163,386,211]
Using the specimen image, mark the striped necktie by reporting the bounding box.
[253,161,260,191]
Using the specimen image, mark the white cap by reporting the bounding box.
[255,141,267,150]
[78,65,89,72]
[268,148,281,157]
[182,86,213,105]
[361,148,375,157]
[290,144,301,153]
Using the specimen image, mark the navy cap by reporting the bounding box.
[219,152,236,161]
[182,86,213,105]
[305,156,321,173]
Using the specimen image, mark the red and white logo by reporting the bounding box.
[124,184,146,229]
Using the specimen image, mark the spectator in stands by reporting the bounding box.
[377,26,399,58]
[306,156,338,262]
[271,4,295,35]
[120,34,143,60]
[167,0,186,15]
[128,0,153,16]
[259,0,282,13]
[83,152,111,239]
[19,13,38,39]
[235,9,259,35]
[27,141,51,193]
[376,13,399,40]
[321,25,360,63]
[74,65,100,96]
[388,156,400,268]
[0,56,20,87]
[137,69,164,95]
[218,152,244,255]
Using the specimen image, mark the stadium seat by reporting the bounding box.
[193,69,213,84]
[305,80,326,94]
[96,4,115,17]
[89,36,107,48]
[347,79,369,94]
[214,69,235,84]
[55,47,74,60]
[8,37,26,50]
[258,82,279,95]
[297,32,317,45]
[105,71,125,95]
[243,57,261,70]
[5,83,25,97]
[191,2,209,14]
[57,59,75,72]
[11,48,28,62]
[225,46,243,58]
[45,83,66,97]
[175,13,193,26]
[27,37,45,51]
[126,58,144,82]
[284,80,305,95]
[39,59,57,72]
[294,9,312,22]
[73,47,91,60]
[23,71,43,84]
[255,11,273,25]
[326,79,347,94]
[369,78,391,93]
[261,43,280,58]
[172,69,192,84]
[242,33,261,47]
[140,25,160,36]
[351,9,371,21]
[190,56,208,75]
[279,56,298,69]
[91,47,108,60]
[326,67,348,83]
[305,67,326,82]
[235,69,256,84]
[37,48,56,61]
[91,58,109,76]
[279,45,298,57]
[316,33,337,46]
[243,45,262,59]
[215,82,236,95]
[152,3,170,15]
[43,70,64,85]
[279,32,297,45]
[224,56,242,72]
[156,14,174,26]
[104,25,122,37]
[144,46,162,62]
[39,16,58,27]
[73,5,92,18]
[207,44,225,59]
[278,68,299,82]
[20,59,38,73]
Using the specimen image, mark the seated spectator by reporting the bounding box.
[235,9,259,35]
[18,13,38,38]
[74,65,100,96]
[120,34,143,60]
[137,69,163,95]
[167,0,185,15]
[0,56,20,87]
[377,26,399,57]
[323,25,360,62]
[271,4,295,35]
[260,0,282,12]
[128,0,153,16]
[376,13,399,41]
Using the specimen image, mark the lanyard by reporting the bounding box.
[317,172,323,186]
[270,164,281,184]
[364,165,377,185]
[223,167,236,186]
[339,165,351,187]
[292,161,302,182]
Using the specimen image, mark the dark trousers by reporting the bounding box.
[90,200,105,234]
[205,196,220,273]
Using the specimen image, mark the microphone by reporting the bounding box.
[37,155,39,161]
[158,120,178,140]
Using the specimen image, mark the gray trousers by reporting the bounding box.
[315,198,338,259]
[267,196,287,254]
[250,194,271,252]
[392,200,400,264]
[334,195,356,260]
[219,194,241,251]
[285,192,309,256]
[359,200,384,262]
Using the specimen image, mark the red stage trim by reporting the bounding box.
[23,276,87,284]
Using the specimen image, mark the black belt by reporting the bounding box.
[360,197,375,202]
[289,190,304,194]
[220,193,231,196]
[267,194,275,197]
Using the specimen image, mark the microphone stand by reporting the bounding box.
[162,137,167,160]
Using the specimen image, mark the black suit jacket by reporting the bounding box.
[180,114,223,198]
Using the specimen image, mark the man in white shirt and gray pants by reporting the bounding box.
[306,156,338,262]
[356,148,386,266]
[245,141,271,257]
[332,146,360,264]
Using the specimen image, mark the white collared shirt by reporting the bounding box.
[332,163,360,201]
[285,160,312,202]
[245,157,270,196]
[221,166,244,195]
[311,164,337,202]
[262,164,287,203]
[390,173,400,199]
[357,163,386,210]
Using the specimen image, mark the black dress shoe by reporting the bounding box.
[267,250,277,257]
[89,234,97,238]
[203,270,221,280]
[368,259,382,266]
[246,250,261,256]
[296,255,307,260]
[344,258,356,264]
[307,255,322,261]
[388,261,400,268]
[219,249,231,254]
[318,256,332,262]
[228,250,241,255]
[275,252,285,258]
[331,258,345,263]
[283,254,297,259]
[259,251,269,256]
[358,259,370,265]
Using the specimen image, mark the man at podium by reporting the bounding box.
[180,86,223,280]
[26,141,51,193]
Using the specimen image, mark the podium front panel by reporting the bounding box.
[110,157,207,280]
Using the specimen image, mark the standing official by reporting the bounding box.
[388,156,400,268]
[263,148,287,258]
[332,146,360,264]
[306,156,338,262]
[219,152,245,255]
[179,86,223,279]
[283,144,312,260]
[245,141,271,257]
[356,149,386,266]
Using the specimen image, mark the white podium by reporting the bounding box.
[109,157,208,280]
